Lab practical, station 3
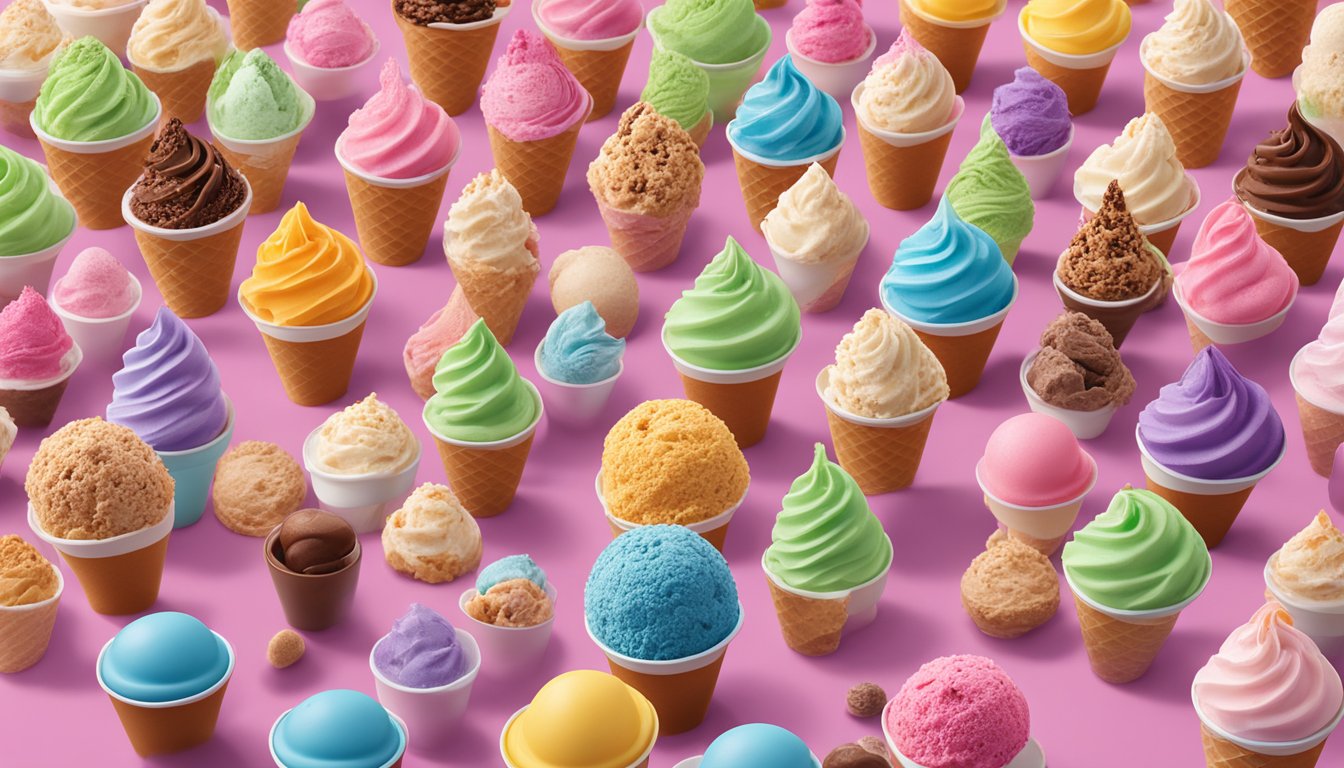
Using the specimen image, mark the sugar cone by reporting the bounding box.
[0,98,35,138]
[394,5,503,116]
[0,379,72,428]
[1186,312,1215,353]
[343,170,449,267]
[731,147,839,229]
[1200,726,1328,768]
[1143,74,1242,169]
[214,134,301,215]
[1073,594,1180,684]
[1249,215,1343,287]
[824,404,936,494]
[605,654,728,736]
[899,0,991,93]
[755,0,786,8]
[133,59,216,125]
[62,534,170,616]
[680,370,784,449]
[1143,475,1255,549]
[765,577,849,657]
[1025,48,1111,116]
[553,41,635,121]
[448,259,538,347]
[132,217,245,319]
[109,682,230,757]
[487,121,585,216]
[912,322,1004,400]
[688,112,712,148]
[857,121,954,211]
[226,0,296,49]
[1226,0,1315,79]
[595,196,695,272]
[1295,393,1344,478]
[432,434,535,518]
[0,597,59,673]
[39,135,154,230]
[258,322,365,407]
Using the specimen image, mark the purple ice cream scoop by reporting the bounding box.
[374,603,467,688]
[1138,347,1285,480]
[990,67,1071,157]
[106,307,229,452]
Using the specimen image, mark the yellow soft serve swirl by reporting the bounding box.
[128,0,229,71]
[1022,0,1131,55]
[241,202,374,326]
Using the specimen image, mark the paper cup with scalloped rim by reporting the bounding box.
[458,581,558,676]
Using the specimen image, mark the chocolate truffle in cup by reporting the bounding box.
[265,509,361,631]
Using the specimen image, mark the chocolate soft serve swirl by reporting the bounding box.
[1235,104,1344,220]
[130,118,246,230]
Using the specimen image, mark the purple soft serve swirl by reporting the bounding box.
[1138,347,1284,480]
[107,307,229,452]
[990,67,1071,157]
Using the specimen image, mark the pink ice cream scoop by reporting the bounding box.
[52,247,138,319]
[0,286,75,381]
[887,655,1030,768]
[976,413,1096,507]
[1178,199,1298,325]
[286,0,375,69]
[339,60,460,179]
[536,0,642,41]
[1193,602,1343,743]
[480,29,592,142]
[788,0,872,64]
[404,286,479,400]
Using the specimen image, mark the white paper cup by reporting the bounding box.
[370,628,479,747]
[1008,124,1073,199]
[648,8,771,123]
[532,342,622,428]
[240,269,377,344]
[976,455,1097,545]
[208,85,316,157]
[458,582,558,675]
[851,85,965,149]
[785,28,876,104]
[42,0,149,56]
[1173,281,1296,347]
[761,541,891,636]
[1265,557,1344,657]
[1193,693,1343,758]
[1019,349,1119,440]
[0,218,76,303]
[302,424,421,535]
[0,64,48,137]
[283,32,379,102]
[764,223,867,314]
[1136,424,1286,498]
[501,703,657,768]
[597,470,746,552]
[52,273,141,368]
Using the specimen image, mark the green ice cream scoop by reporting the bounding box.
[207,49,309,140]
[0,145,75,256]
[945,116,1035,263]
[1062,488,1210,612]
[640,48,710,131]
[765,444,891,593]
[33,37,157,142]
[650,0,768,65]
[664,235,800,370]
[424,318,539,443]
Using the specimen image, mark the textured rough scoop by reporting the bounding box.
[1142,0,1244,85]
[788,0,871,64]
[1294,280,1344,412]
[761,162,868,265]
[340,60,459,179]
[286,0,374,69]
[587,101,703,217]
[640,48,710,132]
[444,169,540,271]
[206,49,307,141]
[0,287,74,382]
[130,118,247,230]
[25,418,174,540]
[480,30,591,143]
[1075,112,1191,225]
[424,318,539,442]
[977,412,1095,507]
[1058,181,1161,302]
[822,743,889,768]
[0,144,75,257]
[34,37,157,142]
[1026,312,1134,411]
[945,116,1034,250]
[990,67,1070,157]
[600,399,749,525]
[960,531,1059,636]
[374,603,467,688]
[887,654,1030,768]
[0,535,58,607]
[825,308,947,419]
[311,393,417,475]
[1178,198,1297,324]
[728,55,843,162]
[1299,8,1344,119]
[649,0,768,65]
[1269,512,1344,603]
[464,578,554,627]
[857,29,956,134]
[52,248,137,319]
[381,483,482,584]
[1235,103,1344,220]
[128,0,229,71]
[394,0,496,25]
[278,509,357,574]
[539,301,625,385]
[0,0,66,71]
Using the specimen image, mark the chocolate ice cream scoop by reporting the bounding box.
[278,510,357,575]
[1027,312,1136,411]
[823,741,890,768]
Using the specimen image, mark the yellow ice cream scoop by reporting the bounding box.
[502,670,657,768]
[906,0,1003,23]
[1021,0,1131,55]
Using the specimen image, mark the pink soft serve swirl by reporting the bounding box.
[1296,278,1344,410]
[1178,198,1297,324]
[339,60,460,179]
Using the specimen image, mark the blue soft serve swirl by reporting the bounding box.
[726,55,843,161]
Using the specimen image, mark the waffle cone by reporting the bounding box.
[110,681,229,757]
[487,122,584,216]
[449,259,538,346]
[259,322,366,407]
[857,121,953,211]
[688,112,711,148]
[0,98,35,138]
[754,0,787,7]
[1074,594,1180,684]
[1143,74,1242,169]
[62,534,169,616]
[1143,474,1256,548]
[1025,47,1111,116]
[344,170,449,267]
[1295,393,1344,478]
[1249,216,1343,287]
[1005,528,1069,557]
[133,59,215,125]
[731,147,839,229]
[432,433,535,518]
[912,321,1004,400]
[595,196,696,272]
[394,6,501,116]
[899,0,990,93]
[133,219,245,319]
[39,134,154,230]
[0,598,59,673]
[553,41,634,121]
[680,369,784,449]
[766,576,849,656]
[1226,0,1315,79]
[0,379,71,428]
[214,135,301,215]
[824,403,936,494]
[605,653,728,736]
[1185,312,1215,353]
[1200,725,1328,768]
[227,0,296,49]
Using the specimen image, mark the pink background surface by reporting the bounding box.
[1,0,1339,765]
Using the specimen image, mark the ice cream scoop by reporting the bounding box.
[1057,181,1163,303]
[649,0,768,65]
[270,690,405,768]
[945,116,1034,262]
[0,0,65,72]
[761,162,868,266]
[128,118,247,230]
[1021,0,1130,56]
[464,578,554,627]
[1075,113,1191,225]
[1143,0,1244,85]
[700,723,817,767]
[1178,199,1297,325]
[977,413,1095,507]
[444,169,540,271]
[788,0,871,64]
[339,59,459,179]
[1235,103,1344,220]
[0,144,74,257]
[0,287,74,381]
[424,318,539,443]
[98,611,231,703]
[128,0,229,71]
[311,393,417,476]
[285,0,374,69]
[538,301,624,385]
[1268,512,1344,603]
[501,670,656,768]
[856,29,956,134]
[394,0,496,24]
[0,534,59,607]
[381,483,481,585]
[887,655,1030,768]
[373,603,467,688]
[1294,280,1344,412]
[33,37,157,142]
[1026,312,1134,412]
[207,49,307,141]
[990,67,1070,157]
[535,0,641,40]
[640,48,710,134]
[480,30,590,143]
[728,55,843,162]
[51,248,136,319]
[825,308,947,419]
[477,554,546,594]
[549,247,639,339]
[278,509,357,575]
[403,288,478,400]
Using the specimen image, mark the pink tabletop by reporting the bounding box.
[1,1,1339,766]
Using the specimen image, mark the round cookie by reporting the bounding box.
[213,441,307,537]
[548,246,639,338]
[960,531,1060,639]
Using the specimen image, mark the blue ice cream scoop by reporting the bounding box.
[271,689,405,768]
[702,723,818,768]
[99,612,232,703]
[477,554,547,594]
[538,302,625,385]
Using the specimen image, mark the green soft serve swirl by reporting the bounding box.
[764,443,892,592]
[0,145,74,256]
[424,318,539,443]
[664,236,801,370]
[1062,488,1210,612]
[34,37,157,142]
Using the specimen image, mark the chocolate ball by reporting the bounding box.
[278,509,356,575]
[847,682,887,718]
